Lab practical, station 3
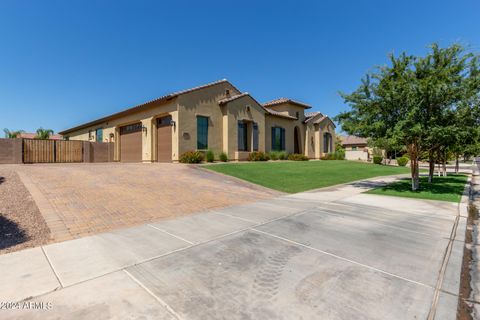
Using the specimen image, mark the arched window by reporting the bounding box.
[323,132,332,153]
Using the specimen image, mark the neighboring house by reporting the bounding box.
[18,133,63,140]
[339,135,370,161]
[59,79,336,162]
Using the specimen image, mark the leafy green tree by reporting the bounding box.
[35,127,54,139]
[335,43,480,190]
[3,128,24,138]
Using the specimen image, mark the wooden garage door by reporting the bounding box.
[157,116,172,162]
[120,123,142,162]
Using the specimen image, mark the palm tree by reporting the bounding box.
[3,128,24,138]
[35,127,54,140]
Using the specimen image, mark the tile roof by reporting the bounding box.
[304,111,321,123]
[19,133,63,140]
[60,79,237,135]
[263,98,312,109]
[218,92,251,104]
[339,135,368,145]
[264,108,298,120]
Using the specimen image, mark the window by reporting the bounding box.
[323,132,332,153]
[120,123,142,134]
[352,146,357,151]
[96,128,103,142]
[197,116,208,150]
[271,127,285,151]
[296,111,300,119]
[253,123,259,151]
[238,121,248,151]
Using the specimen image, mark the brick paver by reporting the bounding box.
[12,163,281,241]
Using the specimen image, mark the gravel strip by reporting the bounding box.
[0,168,50,254]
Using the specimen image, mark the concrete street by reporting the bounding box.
[0,175,467,320]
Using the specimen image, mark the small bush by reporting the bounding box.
[205,150,215,162]
[320,153,336,160]
[269,152,279,160]
[334,149,345,160]
[373,155,383,165]
[288,153,309,161]
[268,151,288,160]
[397,156,408,167]
[219,152,228,162]
[248,151,269,161]
[179,151,204,163]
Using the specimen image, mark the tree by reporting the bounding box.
[335,43,480,191]
[3,128,24,138]
[35,128,54,139]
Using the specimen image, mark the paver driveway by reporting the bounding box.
[11,163,280,241]
[0,175,467,320]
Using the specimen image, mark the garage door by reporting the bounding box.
[157,116,172,162]
[120,123,142,162]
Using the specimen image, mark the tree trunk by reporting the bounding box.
[408,143,420,191]
[428,151,435,183]
[455,156,459,174]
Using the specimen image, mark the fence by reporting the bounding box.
[23,139,83,163]
[0,138,114,164]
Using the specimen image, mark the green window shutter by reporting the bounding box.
[253,123,259,151]
[281,128,285,151]
[197,116,208,149]
[271,127,276,150]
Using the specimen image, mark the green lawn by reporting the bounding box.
[204,160,411,193]
[367,174,468,202]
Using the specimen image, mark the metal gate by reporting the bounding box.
[23,139,83,163]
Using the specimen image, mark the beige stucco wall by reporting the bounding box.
[65,101,178,162]
[266,103,306,122]
[265,115,305,154]
[223,95,266,160]
[176,82,240,159]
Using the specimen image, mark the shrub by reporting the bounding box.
[288,153,309,161]
[248,151,269,161]
[373,155,383,165]
[205,150,215,162]
[320,153,336,160]
[269,151,279,160]
[278,151,288,160]
[219,152,228,162]
[334,149,345,160]
[397,156,408,167]
[179,151,204,163]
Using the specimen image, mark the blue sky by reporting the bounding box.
[1,0,479,134]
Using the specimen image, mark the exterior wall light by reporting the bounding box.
[170,120,176,127]
[142,125,147,135]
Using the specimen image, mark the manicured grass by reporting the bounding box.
[366,174,468,202]
[204,160,411,193]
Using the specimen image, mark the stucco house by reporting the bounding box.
[339,135,370,161]
[59,80,336,162]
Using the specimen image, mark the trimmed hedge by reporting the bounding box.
[179,151,204,163]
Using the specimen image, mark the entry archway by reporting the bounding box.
[294,126,302,154]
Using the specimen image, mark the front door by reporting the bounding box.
[157,116,172,162]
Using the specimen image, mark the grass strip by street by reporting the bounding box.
[204,160,411,193]
[366,174,468,202]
